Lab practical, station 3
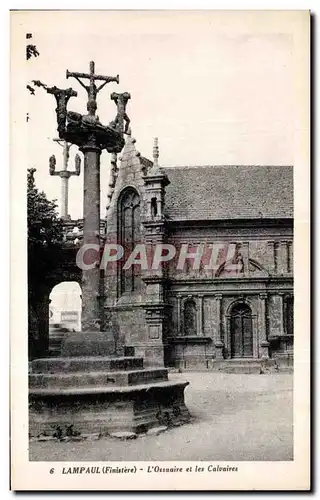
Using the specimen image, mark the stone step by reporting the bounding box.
[29,368,168,390]
[31,356,144,374]
[29,380,190,437]
[214,359,266,374]
[29,378,189,397]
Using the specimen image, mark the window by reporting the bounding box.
[151,197,158,217]
[118,188,141,294]
[183,299,197,336]
[284,296,294,336]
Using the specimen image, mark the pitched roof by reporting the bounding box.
[162,165,293,221]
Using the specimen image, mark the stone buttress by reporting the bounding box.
[104,134,170,367]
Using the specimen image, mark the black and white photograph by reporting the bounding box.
[10,9,310,491]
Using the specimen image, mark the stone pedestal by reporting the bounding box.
[61,331,118,357]
[260,340,270,360]
[215,340,224,360]
[29,356,190,437]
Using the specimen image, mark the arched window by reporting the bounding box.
[118,188,141,294]
[183,299,197,336]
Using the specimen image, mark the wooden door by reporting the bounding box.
[230,304,253,358]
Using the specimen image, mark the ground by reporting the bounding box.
[29,372,293,462]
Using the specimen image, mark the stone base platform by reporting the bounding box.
[211,358,284,374]
[171,357,292,374]
[211,359,273,374]
[29,356,190,438]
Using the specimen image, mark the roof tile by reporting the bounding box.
[162,165,293,221]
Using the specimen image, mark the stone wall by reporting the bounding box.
[104,145,294,369]
[164,221,293,368]
[104,134,150,356]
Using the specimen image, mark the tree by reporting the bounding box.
[27,168,64,359]
[26,33,39,60]
[26,33,40,105]
[27,168,63,253]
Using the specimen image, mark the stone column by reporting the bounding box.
[267,241,275,274]
[274,242,280,274]
[287,241,293,273]
[269,293,284,338]
[198,294,204,335]
[279,240,288,275]
[241,242,250,275]
[34,292,51,358]
[259,293,270,359]
[80,142,101,332]
[278,293,284,336]
[177,294,181,336]
[214,293,224,359]
[60,172,69,219]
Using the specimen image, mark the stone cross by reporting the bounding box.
[49,139,81,219]
[64,62,120,331]
[66,61,119,116]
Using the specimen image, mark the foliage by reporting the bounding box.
[27,168,64,288]
[26,44,39,60]
[26,33,40,98]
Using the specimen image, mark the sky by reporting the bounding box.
[23,10,297,221]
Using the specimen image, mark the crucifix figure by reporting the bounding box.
[66,61,119,119]
[110,92,131,134]
[49,139,81,220]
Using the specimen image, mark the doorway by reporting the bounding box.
[230,303,253,358]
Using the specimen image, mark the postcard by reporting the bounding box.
[10,9,310,491]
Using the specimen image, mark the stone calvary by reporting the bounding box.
[29,62,191,439]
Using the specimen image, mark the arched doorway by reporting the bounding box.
[230,303,253,358]
[49,281,82,355]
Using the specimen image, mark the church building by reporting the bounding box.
[104,133,294,371]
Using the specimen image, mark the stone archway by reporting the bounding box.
[230,303,253,358]
[49,281,82,355]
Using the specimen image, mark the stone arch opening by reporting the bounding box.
[49,281,82,356]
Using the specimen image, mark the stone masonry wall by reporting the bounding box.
[104,134,150,353]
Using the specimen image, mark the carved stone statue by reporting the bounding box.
[75,154,81,175]
[110,92,131,134]
[66,111,82,126]
[49,154,56,175]
[46,86,77,136]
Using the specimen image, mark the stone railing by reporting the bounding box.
[62,219,106,247]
